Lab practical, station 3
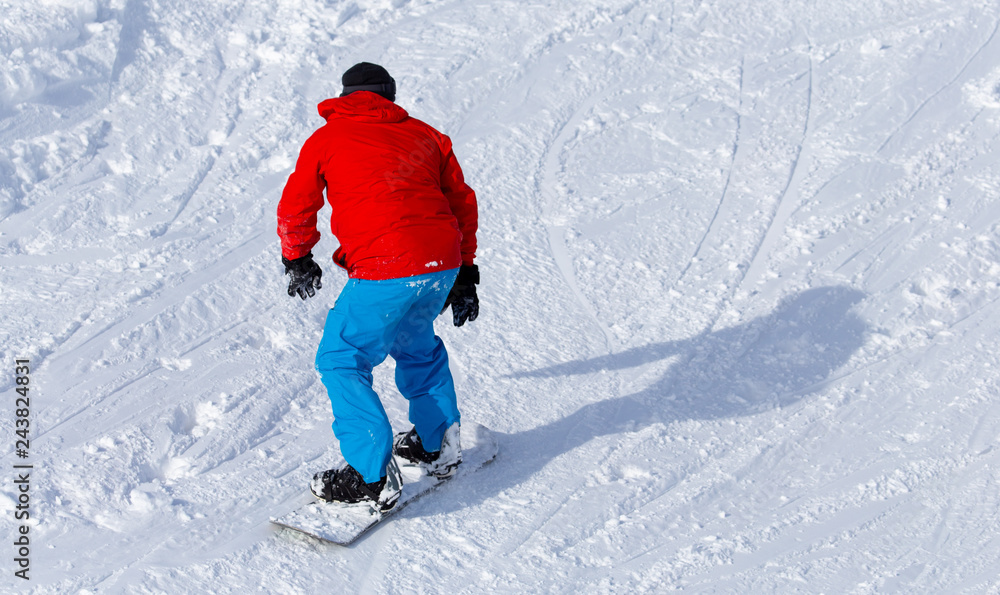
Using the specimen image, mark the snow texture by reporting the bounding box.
[1,0,1000,592]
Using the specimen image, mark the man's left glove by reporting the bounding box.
[283,253,323,300]
[441,264,479,327]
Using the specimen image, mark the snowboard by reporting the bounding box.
[271,422,498,546]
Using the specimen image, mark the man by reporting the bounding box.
[276,62,479,512]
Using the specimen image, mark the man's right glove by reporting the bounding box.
[441,264,479,327]
[283,253,323,300]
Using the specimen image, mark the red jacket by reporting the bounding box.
[277,92,478,280]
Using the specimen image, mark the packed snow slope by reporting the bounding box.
[2,0,1000,592]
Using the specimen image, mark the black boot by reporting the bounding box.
[310,460,401,512]
[393,423,461,479]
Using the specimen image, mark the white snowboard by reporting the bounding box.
[271,422,498,546]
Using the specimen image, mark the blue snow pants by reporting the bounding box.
[315,268,461,483]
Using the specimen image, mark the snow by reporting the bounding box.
[2,0,1000,592]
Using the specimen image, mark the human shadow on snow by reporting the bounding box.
[418,286,869,516]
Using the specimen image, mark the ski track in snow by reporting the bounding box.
[2,0,1000,592]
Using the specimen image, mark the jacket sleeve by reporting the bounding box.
[277,132,326,261]
[438,136,478,266]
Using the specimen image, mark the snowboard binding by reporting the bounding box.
[310,458,402,514]
[393,422,462,479]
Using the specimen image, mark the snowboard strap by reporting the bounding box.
[355,480,381,502]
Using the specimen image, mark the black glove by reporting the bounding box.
[441,264,479,327]
[283,253,322,300]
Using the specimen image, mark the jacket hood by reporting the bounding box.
[318,91,409,123]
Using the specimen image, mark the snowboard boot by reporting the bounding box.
[393,422,462,479]
[310,458,402,513]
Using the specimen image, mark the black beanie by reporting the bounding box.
[340,62,396,102]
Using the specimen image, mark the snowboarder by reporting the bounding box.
[276,62,479,512]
